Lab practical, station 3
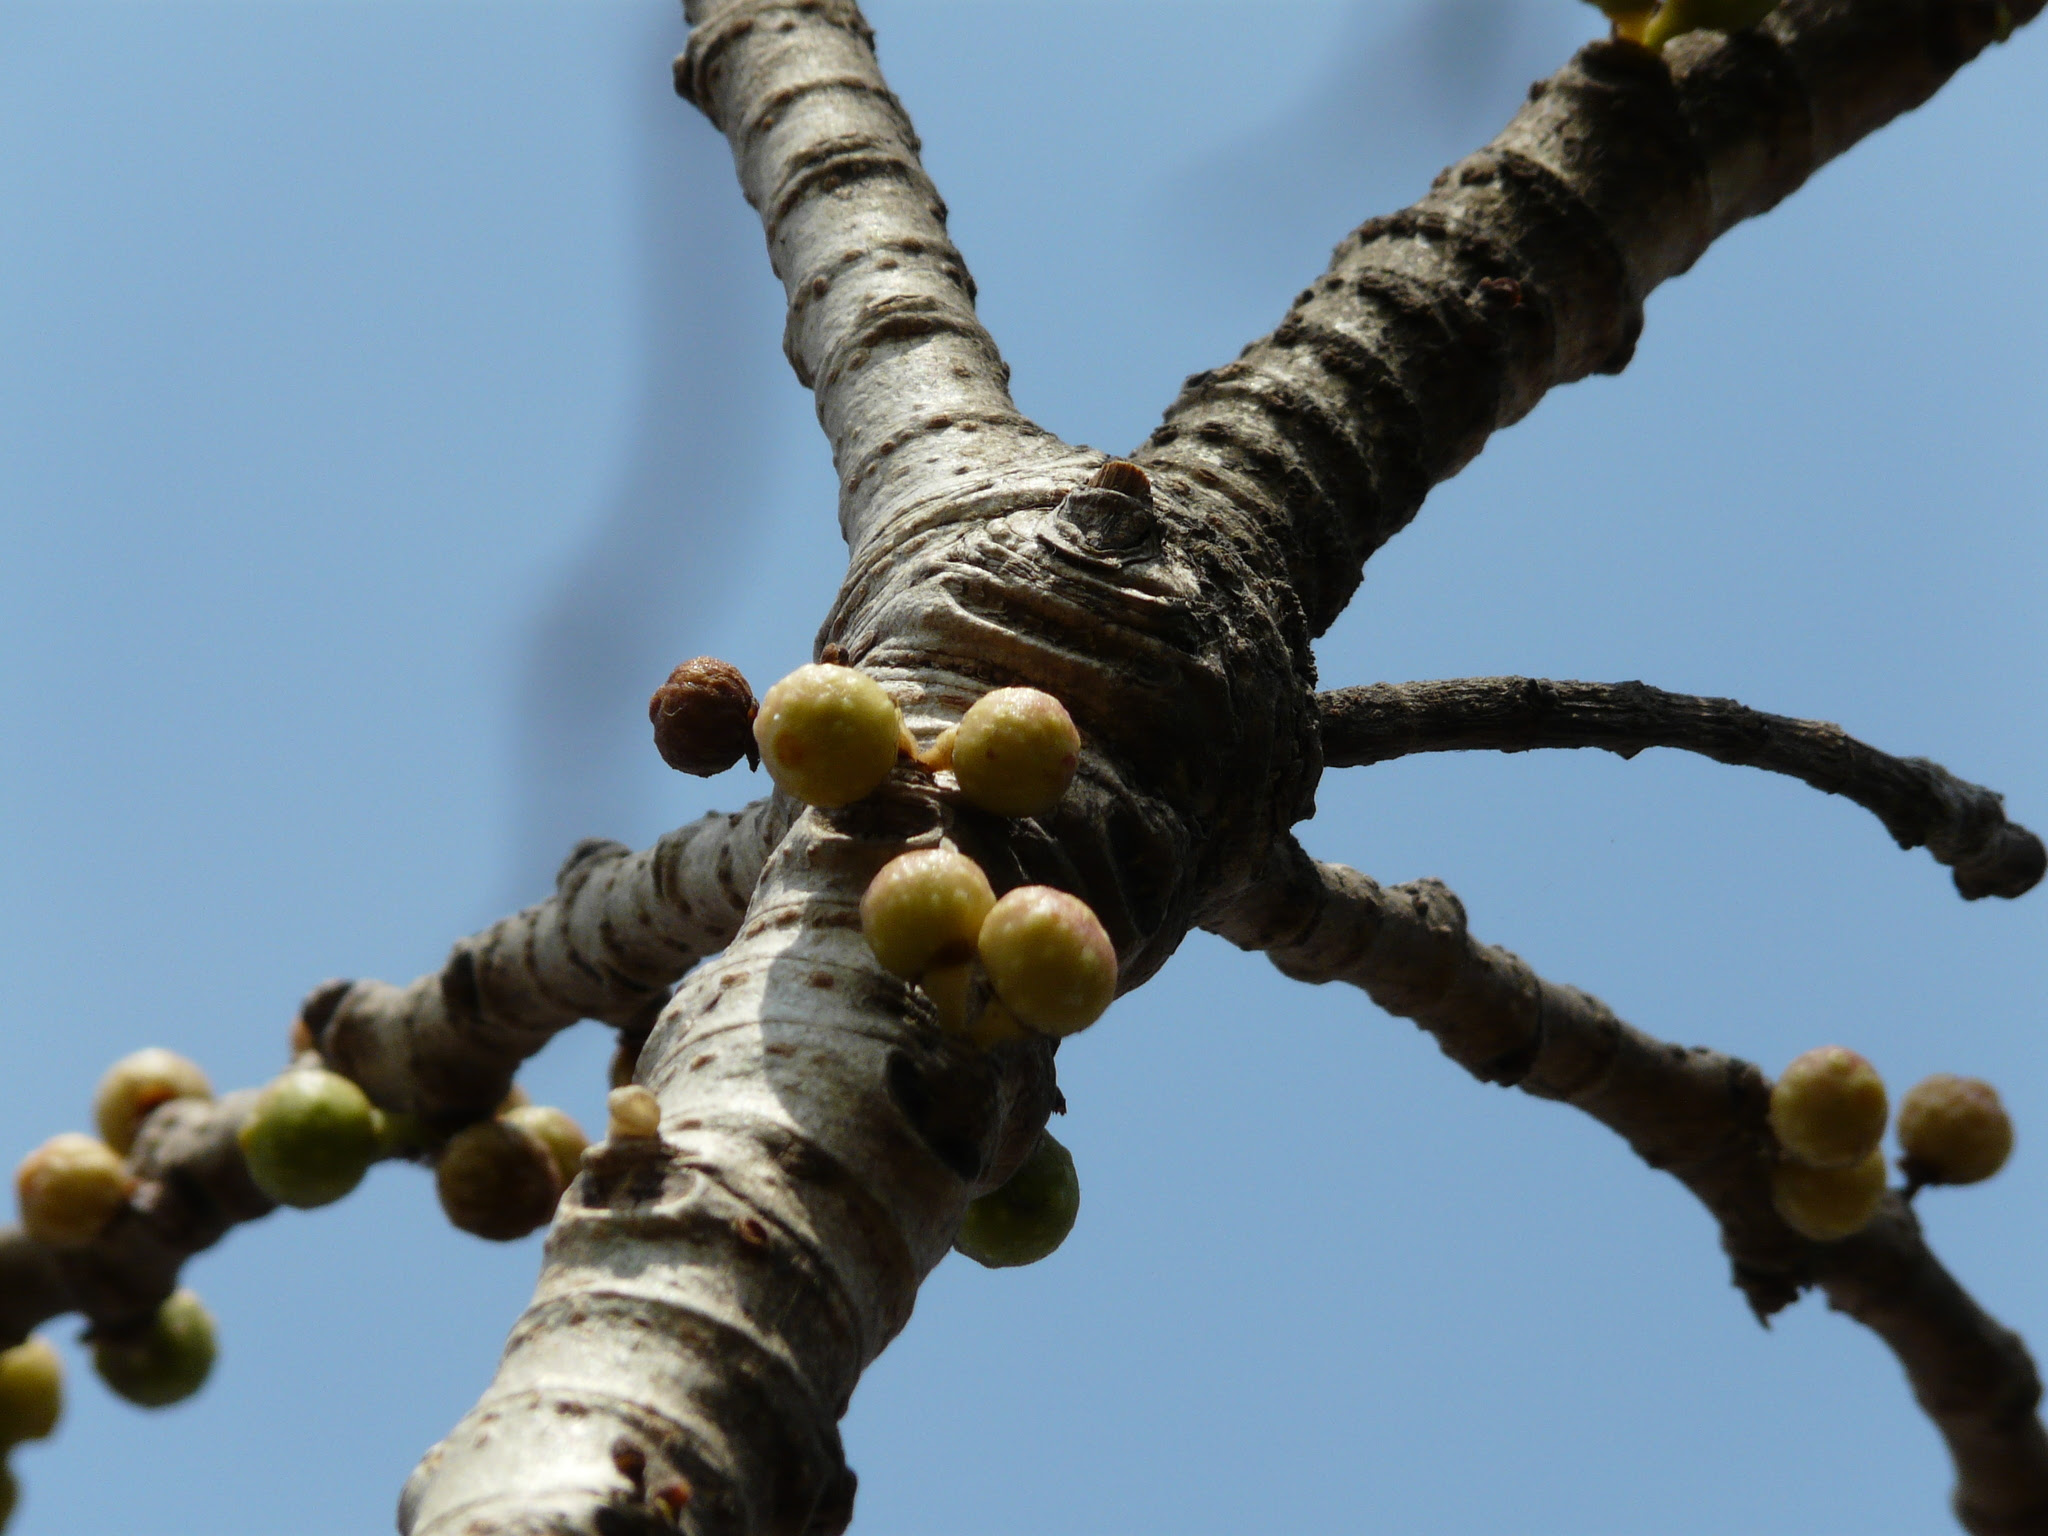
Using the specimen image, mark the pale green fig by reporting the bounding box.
[951,687,1081,818]
[1898,1074,2013,1187]
[238,1069,379,1208]
[0,1339,61,1446]
[977,886,1116,1037]
[93,1048,211,1155]
[752,663,903,808]
[15,1134,133,1248]
[861,849,996,979]
[1772,1147,1888,1241]
[1769,1046,1887,1170]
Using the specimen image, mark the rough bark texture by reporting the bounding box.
[11,2,2041,1532]
[1140,0,2037,634]
[1319,677,2046,898]
[1204,835,2048,1536]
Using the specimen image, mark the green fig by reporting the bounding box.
[436,1119,562,1241]
[955,1132,1080,1269]
[92,1290,216,1408]
[238,1069,379,1208]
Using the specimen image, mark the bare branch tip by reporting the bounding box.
[1952,826,2047,902]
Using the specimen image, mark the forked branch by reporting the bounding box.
[1205,835,2048,1536]
[1318,678,2045,899]
[390,3,2044,1532]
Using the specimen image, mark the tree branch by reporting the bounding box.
[0,802,790,1353]
[1205,835,2048,1536]
[0,1093,274,1348]
[388,5,2037,1531]
[323,797,794,1125]
[674,0,1053,554]
[1137,0,2041,634]
[399,799,1060,1536]
[1318,677,2045,899]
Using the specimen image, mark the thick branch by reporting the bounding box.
[1319,677,2045,899]
[1205,836,2048,1536]
[1139,0,2041,633]
[323,798,793,1125]
[675,0,1047,551]
[399,800,1058,1536]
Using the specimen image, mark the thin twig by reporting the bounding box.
[1318,678,2044,900]
[1203,834,2048,1536]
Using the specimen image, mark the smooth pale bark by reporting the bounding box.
[323,797,796,1125]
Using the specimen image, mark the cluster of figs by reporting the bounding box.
[5,1039,591,1509]
[655,658,1108,1266]
[1766,1045,2014,1240]
[659,658,1118,1042]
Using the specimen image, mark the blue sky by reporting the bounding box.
[2,3,2044,1532]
